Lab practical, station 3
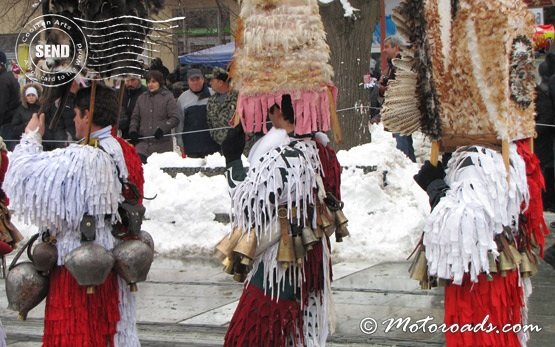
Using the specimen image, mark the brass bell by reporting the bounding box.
[520,252,532,277]
[336,223,350,239]
[498,251,516,275]
[277,233,295,267]
[233,272,246,282]
[222,256,234,274]
[293,234,306,264]
[233,232,257,266]
[409,249,428,282]
[488,252,498,273]
[314,225,324,239]
[335,209,348,226]
[215,228,243,261]
[301,226,319,250]
[320,212,335,237]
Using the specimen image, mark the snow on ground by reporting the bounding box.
[13,124,431,265]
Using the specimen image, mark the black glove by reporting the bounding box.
[413,160,446,191]
[129,131,140,145]
[154,128,164,140]
[222,125,245,165]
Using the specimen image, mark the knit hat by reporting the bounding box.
[25,87,38,96]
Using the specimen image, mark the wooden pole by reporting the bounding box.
[502,140,510,182]
[115,79,126,133]
[84,80,97,145]
[430,140,440,166]
[380,0,387,72]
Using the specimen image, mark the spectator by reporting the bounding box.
[129,70,179,163]
[535,61,555,211]
[0,51,21,150]
[380,36,416,162]
[12,84,42,140]
[149,57,170,82]
[176,68,219,158]
[206,67,238,145]
[120,76,147,139]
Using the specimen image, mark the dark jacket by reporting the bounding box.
[120,84,147,139]
[129,87,179,157]
[177,85,220,157]
[0,69,21,127]
[535,81,555,168]
[11,103,40,139]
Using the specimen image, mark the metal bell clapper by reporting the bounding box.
[233,231,257,266]
[293,234,306,265]
[215,227,242,261]
[113,240,154,292]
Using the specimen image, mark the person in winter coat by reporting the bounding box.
[176,69,220,158]
[535,61,555,211]
[120,76,147,139]
[12,84,42,139]
[0,51,21,150]
[129,70,179,163]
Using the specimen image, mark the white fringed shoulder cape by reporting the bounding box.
[4,129,123,264]
[423,144,529,284]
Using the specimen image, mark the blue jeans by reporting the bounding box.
[393,133,416,162]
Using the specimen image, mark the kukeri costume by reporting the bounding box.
[4,126,144,347]
[216,1,345,345]
[385,1,546,346]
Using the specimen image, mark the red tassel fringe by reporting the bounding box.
[225,285,304,347]
[444,271,523,347]
[43,267,120,347]
[316,141,341,200]
[302,242,325,305]
[516,140,549,257]
[115,136,145,204]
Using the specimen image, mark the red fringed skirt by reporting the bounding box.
[444,271,524,347]
[225,284,304,347]
[43,266,120,347]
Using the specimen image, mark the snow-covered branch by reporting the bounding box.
[319,0,360,18]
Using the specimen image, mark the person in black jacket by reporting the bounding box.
[0,51,21,150]
[120,76,147,139]
[535,61,555,211]
[12,84,42,140]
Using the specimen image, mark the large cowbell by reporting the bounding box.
[113,238,154,292]
[6,234,49,320]
[64,242,115,294]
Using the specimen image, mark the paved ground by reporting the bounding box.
[1,213,554,346]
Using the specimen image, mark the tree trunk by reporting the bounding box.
[320,0,380,150]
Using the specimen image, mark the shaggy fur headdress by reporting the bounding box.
[382,0,536,145]
[231,0,336,136]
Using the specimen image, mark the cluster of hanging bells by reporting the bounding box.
[409,229,539,290]
[5,229,154,320]
[215,194,350,282]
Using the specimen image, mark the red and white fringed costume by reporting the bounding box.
[0,140,10,346]
[4,126,143,347]
[515,140,549,258]
[423,145,532,347]
[223,129,336,346]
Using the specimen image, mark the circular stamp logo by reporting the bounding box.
[15,14,88,87]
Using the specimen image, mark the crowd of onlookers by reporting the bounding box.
[0,50,237,164]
